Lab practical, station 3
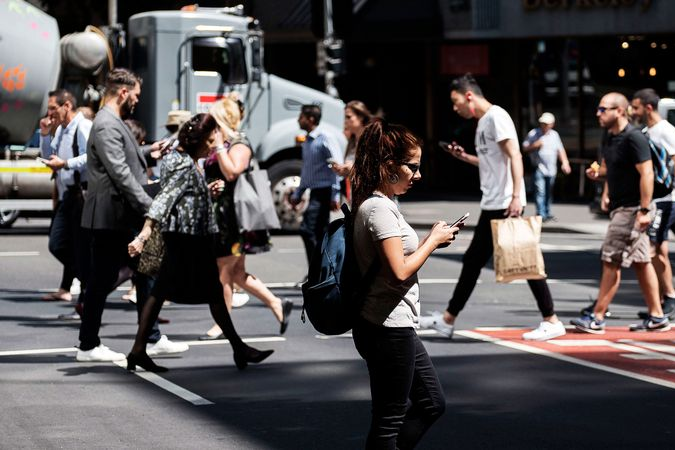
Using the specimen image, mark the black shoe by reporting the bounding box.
[127,352,168,373]
[581,300,611,318]
[280,299,294,335]
[233,347,274,370]
[198,333,224,341]
[639,297,675,320]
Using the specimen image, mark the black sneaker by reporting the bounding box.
[637,297,675,320]
[580,300,611,318]
[629,315,671,332]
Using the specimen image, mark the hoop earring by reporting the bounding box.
[388,173,399,184]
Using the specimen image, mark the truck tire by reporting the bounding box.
[267,159,309,231]
[0,209,19,228]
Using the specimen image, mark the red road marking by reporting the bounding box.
[458,327,675,388]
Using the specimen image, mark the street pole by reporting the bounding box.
[108,0,117,26]
[323,0,339,98]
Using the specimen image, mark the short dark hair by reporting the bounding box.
[633,88,660,109]
[48,89,77,108]
[105,68,142,96]
[124,119,146,145]
[450,73,483,97]
[178,113,217,157]
[301,104,322,125]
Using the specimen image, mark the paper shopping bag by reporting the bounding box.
[490,216,546,283]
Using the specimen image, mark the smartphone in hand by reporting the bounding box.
[35,156,50,165]
[449,212,470,228]
[438,141,451,151]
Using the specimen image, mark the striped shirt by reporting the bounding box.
[292,127,343,202]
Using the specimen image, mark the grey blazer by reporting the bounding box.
[81,106,153,231]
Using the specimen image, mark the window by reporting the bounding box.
[191,37,247,84]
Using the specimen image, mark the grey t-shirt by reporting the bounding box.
[353,194,420,327]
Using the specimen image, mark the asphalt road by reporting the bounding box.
[2,213,675,449]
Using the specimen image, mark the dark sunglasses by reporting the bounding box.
[597,106,618,113]
[401,162,420,174]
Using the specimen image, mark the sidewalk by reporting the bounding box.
[398,198,609,235]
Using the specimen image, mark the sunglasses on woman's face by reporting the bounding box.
[401,162,420,174]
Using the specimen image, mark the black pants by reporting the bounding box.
[447,209,555,317]
[353,319,446,450]
[78,230,131,350]
[299,187,332,264]
[49,188,87,291]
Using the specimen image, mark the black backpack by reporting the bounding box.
[301,204,379,335]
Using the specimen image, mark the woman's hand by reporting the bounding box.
[427,221,460,249]
[128,236,146,257]
[330,161,352,177]
[208,179,225,198]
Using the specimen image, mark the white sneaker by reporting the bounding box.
[419,311,454,338]
[522,321,566,341]
[76,344,125,362]
[70,279,81,296]
[147,335,189,356]
[232,291,250,308]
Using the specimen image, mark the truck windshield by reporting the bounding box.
[192,37,247,85]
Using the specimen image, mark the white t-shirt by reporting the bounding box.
[476,105,527,210]
[523,128,564,177]
[353,194,420,328]
[648,119,675,202]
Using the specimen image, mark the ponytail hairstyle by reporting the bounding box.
[350,118,422,209]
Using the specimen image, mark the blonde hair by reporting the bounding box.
[209,93,242,139]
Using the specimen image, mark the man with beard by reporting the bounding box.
[571,92,669,334]
[77,68,173,361]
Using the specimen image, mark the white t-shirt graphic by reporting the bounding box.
[475,105,527,210]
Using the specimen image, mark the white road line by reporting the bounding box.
[0,347,77,357]
[314,329,438,340]
[0,251,40,257]
[456,330,675,390]
[113,360,214,406]
[185,336,286,346]
[618,339,675,355]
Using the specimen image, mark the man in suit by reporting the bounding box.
[77,68,187,361]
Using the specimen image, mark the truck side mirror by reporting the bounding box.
[250,34,263,83]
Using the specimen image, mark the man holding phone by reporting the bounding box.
[421,74,565,341]
[39,89,92,304]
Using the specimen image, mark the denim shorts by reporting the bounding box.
[648,201,675,244]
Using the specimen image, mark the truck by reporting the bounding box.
[0,2,346,229]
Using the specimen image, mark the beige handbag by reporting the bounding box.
[490,216,546,283]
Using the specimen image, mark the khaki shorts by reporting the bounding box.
[601,206,651,268]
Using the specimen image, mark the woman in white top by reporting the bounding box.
[350,119,460,449]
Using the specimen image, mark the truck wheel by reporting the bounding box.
[267,159,309,231]
[0,209,19,228]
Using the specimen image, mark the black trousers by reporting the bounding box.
[77,229,159,350]
[48,188,87,291]
[447,209,555,318]
[299,187,332,264]
[353,319,446,450]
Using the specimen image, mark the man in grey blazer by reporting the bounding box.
[77,68,183,361]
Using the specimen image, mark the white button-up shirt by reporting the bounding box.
[39,112,92,199]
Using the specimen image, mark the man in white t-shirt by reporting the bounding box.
[522,112,571,222]
[630,88,675,319]
[420,74,565,341]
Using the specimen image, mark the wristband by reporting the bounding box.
[216,145,227,154]
[136,235,147,244]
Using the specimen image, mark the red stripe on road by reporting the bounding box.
[468,327,675,386]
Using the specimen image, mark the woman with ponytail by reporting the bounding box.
[351,119,459,449]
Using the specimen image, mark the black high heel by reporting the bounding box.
[280,299,294,335]
[127,352,168,373]
[233,347,274,370]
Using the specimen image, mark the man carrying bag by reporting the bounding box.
[421,74,564,342]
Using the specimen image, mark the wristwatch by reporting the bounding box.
[639,207,650,214]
